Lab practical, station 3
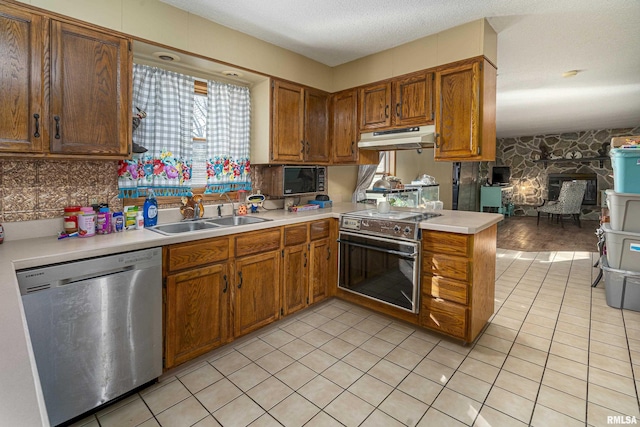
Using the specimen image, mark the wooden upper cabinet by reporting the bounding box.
[0,3,45,153]
[434,57,496,161]
[272,80,304,162]
[331,89,358,163]
[49,20,131,156]
[358,71,434,132]
[393,71,433,127]
[304,87,329,163]
[331,89,378,165]
[359,82,392,130]
[271,79,329,164]
[0,2,132,158]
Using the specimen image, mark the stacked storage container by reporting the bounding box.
[603,141,640,309]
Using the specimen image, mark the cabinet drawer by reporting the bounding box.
[422,252,470,282]
[421,297,468,339]
[422,275,468,305]
[235,228,281,257]
[422,231,471,257]
[166,237,230,273]
[310,219,331,241]
[284,224,308,246]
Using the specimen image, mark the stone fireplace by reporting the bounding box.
[491,127,640,220]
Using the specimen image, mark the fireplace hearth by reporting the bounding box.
[547,173,597,205]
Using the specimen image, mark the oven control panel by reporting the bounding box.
[341,217,418,240]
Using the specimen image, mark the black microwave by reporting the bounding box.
[262,166,327,197]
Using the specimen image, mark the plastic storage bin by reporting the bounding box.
[602,257,640,311]
[610,148,640,194]
[606,189,640,232]
[603,223,640,271]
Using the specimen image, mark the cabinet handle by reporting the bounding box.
[306,141,310,155]
[300,140,305,153]
[223,274,228,293]
[351,141,354,155]
[434,132,440,148]
[33,114,40,138]
[384,105,389,118]
[54,116,61,139]
[237,271,243,289]
[304,252,307,268]
[395,103,401,117]
[326,247,331,260]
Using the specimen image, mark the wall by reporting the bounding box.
[494,126,640,218]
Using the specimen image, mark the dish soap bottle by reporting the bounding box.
[143,189,158,227]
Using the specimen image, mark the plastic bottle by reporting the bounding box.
[135,211,145,230]
[78,207,96,237]
[143,189,158,227]
[96,207,111,234]
[112,212,124,232]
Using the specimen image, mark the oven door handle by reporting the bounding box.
[337,238,418,258]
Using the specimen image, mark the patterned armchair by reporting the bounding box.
[536,180,587,228]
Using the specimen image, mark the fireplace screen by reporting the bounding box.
[547,174,597,205]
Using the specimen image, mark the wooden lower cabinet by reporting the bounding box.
[234,251,281,337]
[309,237,332,303]
[419,225,497,342]
[164,262,230,370]
[282,243,308,315]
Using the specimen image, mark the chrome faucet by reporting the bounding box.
[219,192,236,216]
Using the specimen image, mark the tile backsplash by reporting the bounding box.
[0,160,121,223]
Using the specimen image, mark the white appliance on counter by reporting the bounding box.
[17,248,163,426]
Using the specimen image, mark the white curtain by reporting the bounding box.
[352,152,384,202]
[206,81,251,159]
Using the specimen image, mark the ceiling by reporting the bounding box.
[159,0,640,138]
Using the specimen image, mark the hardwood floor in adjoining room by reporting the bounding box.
[497,215,599,252]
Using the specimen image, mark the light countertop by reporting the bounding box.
[0,203,502,426]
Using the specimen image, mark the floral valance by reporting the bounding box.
[118,150,251,198]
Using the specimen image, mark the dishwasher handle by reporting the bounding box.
[58,265,135,287]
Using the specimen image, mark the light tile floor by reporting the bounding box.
[71,249,640,427]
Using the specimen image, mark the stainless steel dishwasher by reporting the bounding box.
[17,247,163,426]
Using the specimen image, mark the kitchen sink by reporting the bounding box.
[148,221,221,235]
[205,216,272,226]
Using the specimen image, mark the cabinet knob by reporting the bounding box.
[384,105,389,118]
[434,132,440,148]
[351,141,354,155]
[237,271,243,288]
[223,274,228,293]
[304,252,307,267]
[395,103,401,117]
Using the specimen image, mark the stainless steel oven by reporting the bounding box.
[337,210,440,313]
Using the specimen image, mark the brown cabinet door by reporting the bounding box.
[272,80,304,163]
[394,71,433,127]
[49,20,131,156]
[165,263,229,369]
[309,238,332,303]
[282,244,308,315]
[234,251,280,337]
[331,89,358,163]
[434,61,479,160]
[304,88,329,163]
[0,4,45,153]
[359,82,391,130]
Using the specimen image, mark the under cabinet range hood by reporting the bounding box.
[358,125,436,150]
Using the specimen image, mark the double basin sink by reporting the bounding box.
[149,215,271,235]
